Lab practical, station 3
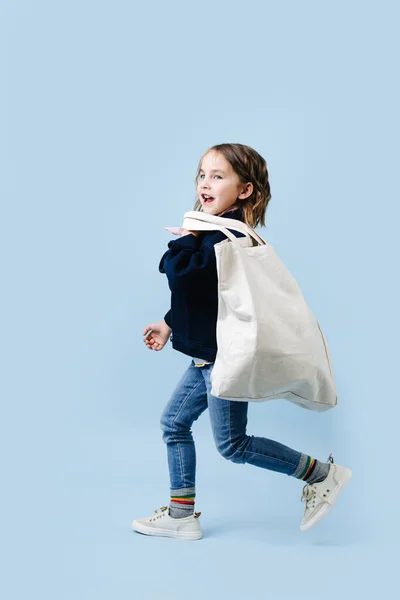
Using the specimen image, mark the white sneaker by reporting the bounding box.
[300,453,352,532]
[132,505,203,540]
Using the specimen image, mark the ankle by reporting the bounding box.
[169,506,194,519]
[169,487,196,519]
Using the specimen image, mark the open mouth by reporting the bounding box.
[201,193,215,204]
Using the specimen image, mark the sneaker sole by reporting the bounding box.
[132,520,203,540]
[300,467,352,532]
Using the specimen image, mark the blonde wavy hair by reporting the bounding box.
[192,143,272,229]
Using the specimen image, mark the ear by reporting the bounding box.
[237,182,253,200]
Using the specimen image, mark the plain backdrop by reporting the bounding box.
[1,1,398,598]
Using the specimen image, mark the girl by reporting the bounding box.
[132,143,352,541]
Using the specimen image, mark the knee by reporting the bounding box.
[160,411,190,444]
[160,409,172,441]
[215,438,246,464]
[160,410,169,433]
[160,411,174,442]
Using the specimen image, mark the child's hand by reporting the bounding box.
[180,228,201,237]
[164,227,184,235]
[143,320,172,351]
[164,227,200,237]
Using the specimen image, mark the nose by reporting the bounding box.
[199,177,211,190]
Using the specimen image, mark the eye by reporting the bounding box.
[199,174,222,179]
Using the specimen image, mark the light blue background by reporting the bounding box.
[1,1,398,598]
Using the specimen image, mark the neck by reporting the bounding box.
[217,205,240,217]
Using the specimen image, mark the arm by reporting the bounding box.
[159,232,226,295]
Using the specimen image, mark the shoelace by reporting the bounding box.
[148,505,202,521]
[300,453,335,508]
[301,484,317,507]
[149,506,168,522]
[300,482,334,508]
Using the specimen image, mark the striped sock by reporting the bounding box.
[169,487,195,519]
[292,454,330,484]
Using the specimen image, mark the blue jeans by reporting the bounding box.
[160,360,303,491]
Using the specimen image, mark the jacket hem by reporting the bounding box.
[171,337,216,363]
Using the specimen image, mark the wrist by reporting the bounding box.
[163,319,172,333]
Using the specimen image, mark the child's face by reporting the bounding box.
[197,151,250,216]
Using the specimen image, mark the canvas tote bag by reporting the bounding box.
[180,210,338,412]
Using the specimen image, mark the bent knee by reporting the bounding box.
[159,411,169,433]
[160,411,176,439]
[216,440,246,464]
[160,412,192,444]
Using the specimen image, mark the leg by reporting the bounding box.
[201,364,327,480]
[160,360,208,516]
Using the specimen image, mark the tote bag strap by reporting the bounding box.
[182,218,241,243]
[183,211,267,246]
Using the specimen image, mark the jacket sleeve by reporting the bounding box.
[164,309,172,328]
[159,232,226,295]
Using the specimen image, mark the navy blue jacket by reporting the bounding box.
[159,207,247,362]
